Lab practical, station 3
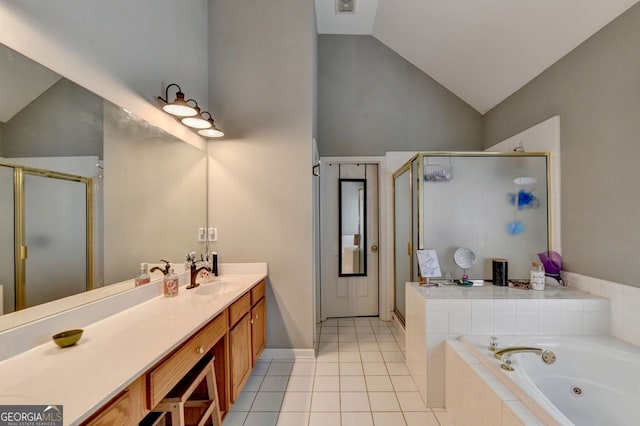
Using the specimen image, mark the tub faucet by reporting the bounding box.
[494,346,556,371]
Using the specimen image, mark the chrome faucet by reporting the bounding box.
[493,347,543,359]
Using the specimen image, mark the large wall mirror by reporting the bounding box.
[0,43,207,331]
[339,178,367,276]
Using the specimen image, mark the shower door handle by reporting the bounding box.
[371,245,378,253]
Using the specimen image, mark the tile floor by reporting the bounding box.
[222,317,451,426]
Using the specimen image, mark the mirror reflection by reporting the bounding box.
[339,179,367,276]
[0,43,206,323]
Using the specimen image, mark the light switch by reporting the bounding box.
[198,227,206,242]
[208,227,217,242]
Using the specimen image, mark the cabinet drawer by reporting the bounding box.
[229,292,251,327]
[251,280,265,306]
[147,311,227,409]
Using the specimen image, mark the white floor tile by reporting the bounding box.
[377,341,401,351]
[385,362,409,375]
[290,361,316,376]
[365,375,393,392]
[319,334,339,342]
[251,362,270,376]
[342,411,374,426]
[316,351,339,362]
[276,411,309,426]
[287,376,314,392]
[339,351,362,362]
[404,411,440,426]
[309,412,340,426]
[310,392,340,412]
[244,375,264,391]
[340,375,367,392]
[376,334,398,343]
[340,362,364,375]
[222,410,247,426]
[396,392,427,412]
[360,352,384,362]
[313,376,340,392]
[320,326,338,334]
[372,411,406,426]
[340,342,360,352]
[434,410,454,426]
[341,392,371,412]
[318,342,339,353]
[339,334,358,342]
[390,376,417,392]
[230,391,256,412]
[338,318,355,326]
[251,392,285,411]
[267,362,293,376]
[315,362,339,376]
[280,392,312,412]
[322,319,338,326]
[382,351,405,362]
[368,392,401,411]
[363,362,388,376]
[359,342,381,352]
[357,334,377,342]
[339,326,357,334]
[260,376,289,391]
[244,411,278,426]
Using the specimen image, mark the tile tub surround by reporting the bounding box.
[564,271,640,346]
[406,283,610,408]
[0,265,267,424]
[445,339,548,426]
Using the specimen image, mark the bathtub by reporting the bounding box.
[459,334,640,426]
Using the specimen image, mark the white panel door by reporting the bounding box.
[321,162,379,318]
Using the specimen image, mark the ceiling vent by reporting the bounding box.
[336,0,355,14]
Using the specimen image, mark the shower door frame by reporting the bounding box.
[4,161,93,310]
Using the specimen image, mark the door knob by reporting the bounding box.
[371,245,378,253]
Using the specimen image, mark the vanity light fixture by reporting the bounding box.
[157,83,198,117]
[158,83,225,138]
[197,114,225,138]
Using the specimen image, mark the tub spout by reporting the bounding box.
[493,347,543,359]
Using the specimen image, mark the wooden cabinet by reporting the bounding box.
[147,311,227,409]
[83,278,266,425]
[251,297,266,364]
[229,313,252,402]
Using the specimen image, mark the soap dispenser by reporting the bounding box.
[530,262,545,291]
[134,263,151,287]
[164,268,179,297]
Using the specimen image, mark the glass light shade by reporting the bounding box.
[181,115,212,129]
[198,127,224,138]
[162,92,197,117]
[163,102,197,117]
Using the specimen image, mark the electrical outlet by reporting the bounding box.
[197,227,206,242]
[208,227,217,242]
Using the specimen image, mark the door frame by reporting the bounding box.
[319,156,389,321]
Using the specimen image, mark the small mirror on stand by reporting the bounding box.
[453,247,476,286]
[416,249,441,287]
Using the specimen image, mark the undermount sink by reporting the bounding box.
[193,281,232,296]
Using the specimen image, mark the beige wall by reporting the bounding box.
[484,3,640,286]
[207,0,315,349]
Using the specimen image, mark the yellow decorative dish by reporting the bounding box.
[52,329,83,348]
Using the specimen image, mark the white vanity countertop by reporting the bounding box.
[0,272,266,425]
[409,282,603,299]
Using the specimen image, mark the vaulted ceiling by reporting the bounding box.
[315,0,640,113]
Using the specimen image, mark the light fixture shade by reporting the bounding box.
[198,127,224,138]
[181,115,212,129]
[197,117,224,138]
[180,105,212,129]
[162,91,197,117]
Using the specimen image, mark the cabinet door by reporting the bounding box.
[229,313,252,402]
[251,298,266,365]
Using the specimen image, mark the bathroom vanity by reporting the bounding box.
[0,266,267,425]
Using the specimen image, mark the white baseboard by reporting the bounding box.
[260,348,316,360]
